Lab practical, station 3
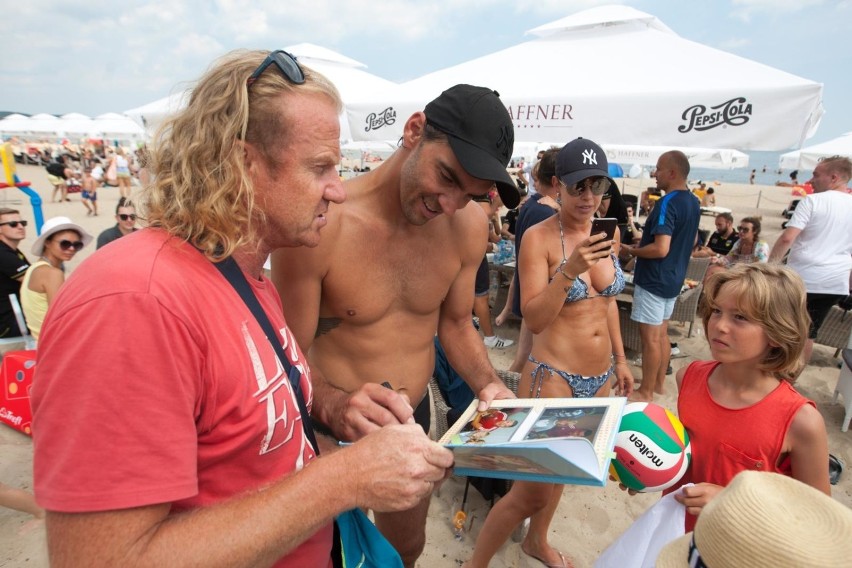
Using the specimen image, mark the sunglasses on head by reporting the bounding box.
[559,177,610,197]
[0,220,28,228]
[119,213,137,221]
[246,50,305,88]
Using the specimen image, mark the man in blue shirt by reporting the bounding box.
[622,150,700,401]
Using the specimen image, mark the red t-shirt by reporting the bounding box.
[32,229,331,567]
[666,360,813,531]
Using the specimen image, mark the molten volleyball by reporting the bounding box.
[609,402,691,492]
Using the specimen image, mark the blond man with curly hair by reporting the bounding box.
[30,49,452,567]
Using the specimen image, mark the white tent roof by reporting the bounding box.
[22,114,62,135]
[603,144,748,170]
[124,44,399,142]
[91,113,145,140]
[526,4,674,36]
[345,4,823,151]
[779,131,852,170]
[286,43,399,141]
[0,114,35,136]
[59,113,95,136]
[123,90,192,133]
[0,112,143,141]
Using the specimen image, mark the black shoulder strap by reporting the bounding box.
[213,256,320,455]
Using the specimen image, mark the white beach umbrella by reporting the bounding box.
[779,131,852,170]
[602,144,749,170]
[125,44,400,143]
[286,43,399,142]
[25,113,62,136]
[91,113,146,142]
[123,90,191,134]
[0,114,33,137]
[346,5,823,152]
[59,113,94,137]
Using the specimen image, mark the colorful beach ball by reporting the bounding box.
[609,402,691,492]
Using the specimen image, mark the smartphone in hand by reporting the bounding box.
[591,217,618,241]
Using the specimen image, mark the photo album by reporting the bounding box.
[439,397,626,486]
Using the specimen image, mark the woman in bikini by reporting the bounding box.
[464,138,634,568]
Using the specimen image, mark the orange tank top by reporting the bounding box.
[666,360,813,531]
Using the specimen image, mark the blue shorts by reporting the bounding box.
[474,256,490,297]
[631,284,675,325]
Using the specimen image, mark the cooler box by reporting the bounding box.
[0,350,37,435]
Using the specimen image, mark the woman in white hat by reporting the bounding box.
[21,216,92,342]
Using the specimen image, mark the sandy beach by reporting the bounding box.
[1,165,850,567]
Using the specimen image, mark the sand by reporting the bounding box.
[1,166,850,567]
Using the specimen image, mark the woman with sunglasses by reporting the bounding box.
[705,216,768,282]
[21,216,92,342]
[464,139,634,568]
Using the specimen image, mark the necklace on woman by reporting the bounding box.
[40,256,63,271]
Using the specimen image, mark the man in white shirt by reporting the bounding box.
[770,155,852,366]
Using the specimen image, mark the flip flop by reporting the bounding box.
[521,543,571,568]
[829,454,844,486]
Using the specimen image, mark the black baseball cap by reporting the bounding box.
[424,85,519,209]
[555,137,615,189]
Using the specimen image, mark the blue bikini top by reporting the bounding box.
[550,216,626,302]
[561,253,625,302]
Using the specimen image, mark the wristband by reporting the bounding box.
[559,269,576,282]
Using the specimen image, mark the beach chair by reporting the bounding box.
[815,304,852,358]
[670,257,711,338]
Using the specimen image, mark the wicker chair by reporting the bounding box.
[670,257,711,337]
[815,305,852,357]
[617,299,642,353]
[429,369,520,441]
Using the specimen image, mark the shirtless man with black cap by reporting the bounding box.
[271,84,519,566]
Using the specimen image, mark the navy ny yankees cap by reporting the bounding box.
[424,85,519,209]
[555,137,614,189]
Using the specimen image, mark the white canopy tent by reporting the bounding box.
[59,113,94,137]
[23,113,63,136]
[779,131,852,170]
[0,112,144,143]
[123,90,191,134]
[124,44,399,142]
[0,114,34,137]
[603,144,749,170]
[510,140,748,170]
[90,113,146,142]
[345,4,823,152]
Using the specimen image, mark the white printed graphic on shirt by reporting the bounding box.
[242,321,309,465]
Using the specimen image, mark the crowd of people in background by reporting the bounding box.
[12,140,149,211]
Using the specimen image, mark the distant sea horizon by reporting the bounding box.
[683,150,807,186]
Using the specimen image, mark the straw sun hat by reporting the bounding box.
[31,216,93,257]
[657,470,852,568]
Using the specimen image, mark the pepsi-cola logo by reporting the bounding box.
[364,107,397,132]
[678,97,752,133]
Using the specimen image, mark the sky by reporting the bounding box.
[2,0,850,147]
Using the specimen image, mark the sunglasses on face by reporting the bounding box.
[0,220,27,228]
[559,177,610,196]
[738,226,751,233]
[119,213,137,221]
[58,240,84,252]
[246,50,305,88]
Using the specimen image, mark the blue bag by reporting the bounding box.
[333,508,403,568]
